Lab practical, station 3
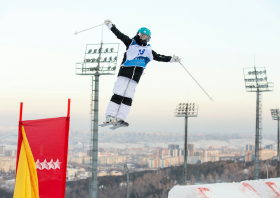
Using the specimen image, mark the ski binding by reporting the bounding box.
[99,122,115,127]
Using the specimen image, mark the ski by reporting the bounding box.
[99,122,115,127]
[109,122,129,130]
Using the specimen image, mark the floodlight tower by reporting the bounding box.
[243,65,273,180]
[124,163,131,198]
[270,109,280,177]
[76,43,120,198]
[174,103,198,185]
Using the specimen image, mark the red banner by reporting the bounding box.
[16,116,70,198]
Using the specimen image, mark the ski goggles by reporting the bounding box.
[138,33,151,42]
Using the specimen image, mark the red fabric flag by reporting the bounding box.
[16,116,70,198]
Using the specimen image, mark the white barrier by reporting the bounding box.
[168,178,280,198]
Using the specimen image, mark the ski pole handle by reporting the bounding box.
[74,23,104,35]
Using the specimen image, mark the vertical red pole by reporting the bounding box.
[63,99,71,197]
[16,102,23,174]
[19,102,23,122]
[67,99,71,117]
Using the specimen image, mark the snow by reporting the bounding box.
[0,132,18,142]
[0,144,17,150]
[1,179,15,191]
[168,178,280,198]
[97,138,275,150]
[191,138,275,149]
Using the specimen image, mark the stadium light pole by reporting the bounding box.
[270,109,280,177]
[124,163,130,198]
[243,63,273,180]
[174,102,198,185]
[76,43,120,198]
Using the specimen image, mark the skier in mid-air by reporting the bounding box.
[103,19,181,128]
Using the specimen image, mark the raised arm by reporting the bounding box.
[104,20,132,48]
[153,51,181,63]
[152,50,172,62]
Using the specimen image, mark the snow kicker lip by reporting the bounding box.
[168,178,280,198]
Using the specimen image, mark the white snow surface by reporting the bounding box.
[168,178,280,198]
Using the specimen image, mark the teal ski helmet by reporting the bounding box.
[137,27,151,42]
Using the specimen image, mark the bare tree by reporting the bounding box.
[206,173,213,183]
[190,174,196,185]
[221,169,229,182]
[200,174,205,184]
[213,171,219,183]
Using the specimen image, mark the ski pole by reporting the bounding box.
[74,23,104,35]
[179,62,214,102]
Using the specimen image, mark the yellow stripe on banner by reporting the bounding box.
[13,126,39,198]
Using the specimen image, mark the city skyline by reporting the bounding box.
[0,0,280,134]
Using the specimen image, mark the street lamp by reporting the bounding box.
[76,43,120,198]
[263,165,270,179]
[243,64,273,180]
[174,103,198,185]
[271,109,280,177]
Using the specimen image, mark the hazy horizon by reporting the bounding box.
[1,0,280,135]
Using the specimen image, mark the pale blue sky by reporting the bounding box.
[0,0,280,134]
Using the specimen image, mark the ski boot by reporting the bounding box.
[99,115,116,127]
[110,118,129,130]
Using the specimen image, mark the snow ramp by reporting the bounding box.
[168,178,280,198]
